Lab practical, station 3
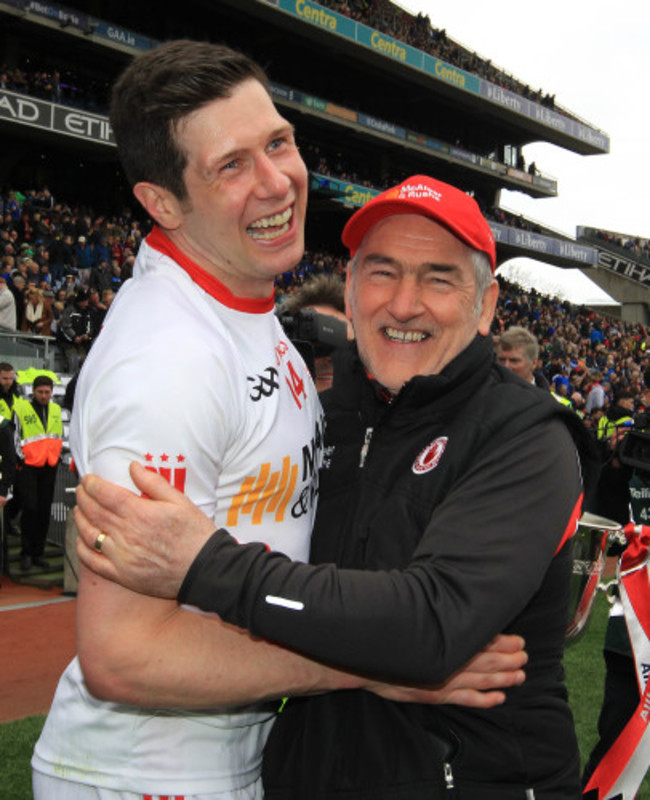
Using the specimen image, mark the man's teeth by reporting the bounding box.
[384,327,428,343]
[248,207,292,239]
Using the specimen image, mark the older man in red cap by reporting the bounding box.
[75,175,598,799]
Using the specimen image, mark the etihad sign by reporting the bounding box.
[0,89,114,146]
[599,251,650,288]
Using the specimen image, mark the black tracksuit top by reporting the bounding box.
[181,335,599,799]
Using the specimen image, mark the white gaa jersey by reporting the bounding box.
[33,228,323,795]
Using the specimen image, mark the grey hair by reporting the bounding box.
[496,325,539,362]
[471,250,494,316]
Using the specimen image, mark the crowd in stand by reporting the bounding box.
[591,228,650,265]
[0,63,109,112]
[493,280,650,429]
[2,0,567,146]
[3,3,558,121]
[3,56,534,182]
[0,185,144,369]
[3,181,650,432]
[317,0,557,111]
[303,141,546,233]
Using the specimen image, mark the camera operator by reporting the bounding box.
[277,274,351,393]
[583,382,650,796]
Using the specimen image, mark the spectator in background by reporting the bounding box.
[119,252,135,283]
[48,233,75,286]
[9,274,27,330]
[495,324,549,389]
[586,370,607,415]
[20,287,53,336]
[101,288,115,309]
[74,235,93,288]
[590,323,604,348]
[0,275,17,329]
[57,288,93,372]
[89,258,113,296]
[50,287,68,335]
[571,391,587,419]
[88,287,108,337]
[61,273,78,294]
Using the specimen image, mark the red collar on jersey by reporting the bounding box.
[146,226,275,314]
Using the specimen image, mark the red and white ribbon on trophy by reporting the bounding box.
[584,523,650,800]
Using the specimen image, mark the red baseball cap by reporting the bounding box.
[341,175,496,272]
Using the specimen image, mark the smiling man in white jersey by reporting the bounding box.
[33,42,527,800]
[31,40,342,800]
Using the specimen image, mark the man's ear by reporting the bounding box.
[477,279,499,337]
[133,183,184,230]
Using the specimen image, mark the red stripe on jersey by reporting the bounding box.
[554,492,583,556]
[147,226,274,314]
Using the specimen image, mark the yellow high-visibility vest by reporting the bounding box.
[14,397,63,467]
[0,395,17,421]
[597,414,633,440]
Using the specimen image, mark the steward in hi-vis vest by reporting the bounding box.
[14,375,62,572]
[0,361,22,422]
[596,390,636,441]
[14,396,63,467]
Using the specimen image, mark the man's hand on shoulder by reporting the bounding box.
[75,462,216,598]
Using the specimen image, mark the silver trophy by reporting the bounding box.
[566,512,624,641]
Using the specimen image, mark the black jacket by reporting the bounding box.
[0,417,16,497]
[180,335,599,799]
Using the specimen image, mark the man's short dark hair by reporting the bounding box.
[33,375,53,390]
[0,362,14,373]
[110,40,269,201]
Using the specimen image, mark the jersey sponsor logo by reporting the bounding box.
[227,455,299,526]
[412,437,448,475]
[143,452,187,492]
[228,419,323,526]
[248,366,280,401]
